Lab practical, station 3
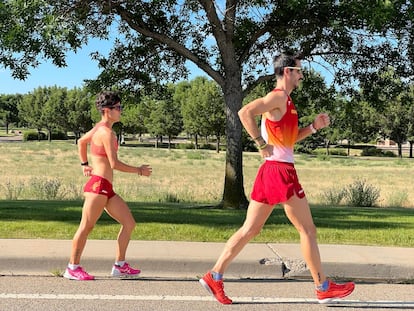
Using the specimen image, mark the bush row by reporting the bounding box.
[23,130,68,141]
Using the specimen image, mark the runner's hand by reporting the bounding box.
[82,165,93,177]
[139,164,152,177]
[259,144,272,158]
[313,113,330,130]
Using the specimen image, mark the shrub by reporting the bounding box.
[51,131,68,140]
[320,187,347,206]
[2,179,25,200]
[29,177,63,199]
[345,178,380,207]
[199,143,216,150]
[361,147,381,156]
[361,147,396,157]
[23,131,47,141]
[294,144,313,154]
[159,193,180,203]
[382,150,396,157]
[313,148,347,157]
[329,149,348,156]
[176,143,195,149]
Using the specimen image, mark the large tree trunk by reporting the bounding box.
[220,77,248,209]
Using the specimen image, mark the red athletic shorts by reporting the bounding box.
[83,175,116,199]
[250,160,305,205]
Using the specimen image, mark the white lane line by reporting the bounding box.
[1,293,414,308]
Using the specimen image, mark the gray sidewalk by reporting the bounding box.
[0,239,413,282]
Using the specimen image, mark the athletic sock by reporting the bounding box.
[115,261,126,267]
[68,264,79,270]
[211,271,223,281]
[316,280,329,292]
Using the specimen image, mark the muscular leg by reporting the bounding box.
[105,195,136,261]
[212,200,274,274]
[69,193,107,264]
[283,194,326,286]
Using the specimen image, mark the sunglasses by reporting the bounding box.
[109,105,122,111]
[286,66,303,72]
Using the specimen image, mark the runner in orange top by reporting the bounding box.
[64,91,152,281]
[200,52,355,304]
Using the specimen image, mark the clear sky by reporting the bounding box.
[0,38,114,95]
[0,38,331,96]
[0,38,207,95]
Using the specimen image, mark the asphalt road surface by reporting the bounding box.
[1,276,413,311]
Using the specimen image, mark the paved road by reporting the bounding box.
[0,135,23,142]
[1,276,413,311]
[2,239,413,310]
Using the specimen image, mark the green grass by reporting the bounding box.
[1,140,414,247]
[0,200,413,247]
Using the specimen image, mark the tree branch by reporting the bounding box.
[198,0,227,52]
[111,1,224,85]
[242,73,274,97]
[223,0,237,38]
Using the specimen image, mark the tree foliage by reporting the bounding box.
[145,97,183,149]
[176,77,225,152]
[0,94,21,133]
[65,88,94,143]
[2,0,414,207]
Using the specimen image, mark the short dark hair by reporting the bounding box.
[273,51,303,78]
[95,91,121,113]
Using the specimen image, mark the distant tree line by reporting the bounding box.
[1,69,414,157]
[0,77,226,151]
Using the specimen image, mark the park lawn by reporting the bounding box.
[0,141,413,247]
[0,200,412,247]
[1,141,414,207]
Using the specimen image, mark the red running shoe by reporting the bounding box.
[199,271,232,305]
[316,280,355,303]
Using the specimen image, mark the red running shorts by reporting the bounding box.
[250,160,305,205]
[83,175,116,199]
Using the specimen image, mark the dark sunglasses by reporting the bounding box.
[109,105,122,111]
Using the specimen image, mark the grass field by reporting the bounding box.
[0,140,413,247]
[0,200,413,247]
[1,140,414,207]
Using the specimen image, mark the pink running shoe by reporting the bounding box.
[316,280,355,303]
[111,262,141,278]
[63,266,95,281]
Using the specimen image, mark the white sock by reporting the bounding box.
[68,263,79,270]
[115,261,125,267]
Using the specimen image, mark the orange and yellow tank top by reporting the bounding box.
[261,88,299,163]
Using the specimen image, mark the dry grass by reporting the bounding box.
[1,141,414,208]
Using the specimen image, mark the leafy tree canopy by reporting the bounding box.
[2,0,414,208]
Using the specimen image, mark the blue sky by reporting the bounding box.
[0,38,113,95]
[0,36,331,96]
[0,38,207,95]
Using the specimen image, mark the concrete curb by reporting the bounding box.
[1,239,413,282]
